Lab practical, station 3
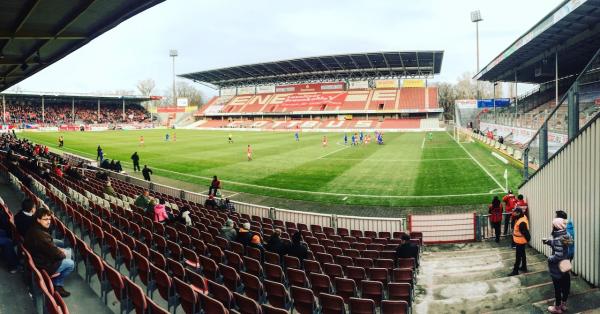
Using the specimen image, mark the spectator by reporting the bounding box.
[286,231,308,262]
[395,233,419,266]
[237,222,253,247]
[204,194,217,210]
[0,200,19,273]
[96,146,102,161]
[175,206,192,227]
[104,181,117,197]
[154,199,169,224]
[503,190,517,245]
[220,219,237,242]
[14,198,36,238]
[265,228,287,258]
[556,210,575,268]
[543,217,573,313]
[54,165,63,178]
[142,165,152,181]
[224,198,236,212]
[509,207,530,276]
[488,196,504,243]
[209,175,221,196]
[134,191,151,210]
[24,208,74,297]
[516,194,529,216]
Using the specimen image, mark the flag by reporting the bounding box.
[503,169,508,179]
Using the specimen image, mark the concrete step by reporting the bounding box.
[416,274,592,313]
[488,288,600,314]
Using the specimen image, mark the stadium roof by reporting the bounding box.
[0,0,165,92]
[180,51,444,88]
[475,0,600,83]
[1,92,152,105]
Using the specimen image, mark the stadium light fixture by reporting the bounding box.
[170,49,178,105]
[471,10,483,100]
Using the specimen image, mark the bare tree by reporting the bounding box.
[175,81,204,107]
[136,79,156,96]
[434,72,495,120]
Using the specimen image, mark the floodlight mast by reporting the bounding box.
[471,10,483,99]
[170,49,178,105]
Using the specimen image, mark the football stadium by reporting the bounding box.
[0,1,599,313]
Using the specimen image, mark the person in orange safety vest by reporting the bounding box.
[509,207,530,276]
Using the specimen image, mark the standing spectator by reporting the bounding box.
[131,152,140,172]
[488,196,504,243]
[14,198,36,238]
[503,190,517,245]
[509,208,530,276]
[286,232,308,262]
[0,201,19,273]
[24,208,74,297]
[208,175,221,196]
[153,199,169,223]
[142,165,153,181]
[220,219,237,242]
[395,233,419,267]
[265,229,288,258]
[556,210,575,267]
[543,217,573,313]
[516,194,529,216]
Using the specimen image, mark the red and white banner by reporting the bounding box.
[275,82,345,93]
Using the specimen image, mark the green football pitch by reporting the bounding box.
[21,129,524,208]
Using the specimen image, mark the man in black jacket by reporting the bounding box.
[395,233,419,267]
[14,198,36,238]
[24,208,73,297]
[265,229,288,257]
[142,165,153,181]
[131,152,140,172]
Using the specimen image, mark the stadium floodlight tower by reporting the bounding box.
[169,49,178,105]
[471,10,483,99]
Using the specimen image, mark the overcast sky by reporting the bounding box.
[10,0,562,97]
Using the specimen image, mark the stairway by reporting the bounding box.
[414,240,600,314]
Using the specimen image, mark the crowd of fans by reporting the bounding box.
[4,100,152,125]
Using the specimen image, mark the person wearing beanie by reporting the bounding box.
[544,216,573,313]
[286,231,308,263]
[236,222,253,247]
[509,207,530,276]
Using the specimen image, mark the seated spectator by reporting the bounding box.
[236,222,252,247]
[265,228,288,257]
[249,232,265,261]
[286,231,308,262]
[0,200,19,273]
[220,219,237,242]
[104,181,117,197]
[175,206,192,226]
[204,194,217,210]
[54,165,63,178]
[134,191,151,209]
[224,198,235,212]
[396,233,419,267]
[24,208,73,297]
[154,199,169,223]
[14,198,36,238]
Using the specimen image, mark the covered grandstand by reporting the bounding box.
[181,51,445,131]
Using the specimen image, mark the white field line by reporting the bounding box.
[446,131,505,190]
[320,157,472,162]
[35,138,495,199]
[421,137,426,149]
[317,142,349,159]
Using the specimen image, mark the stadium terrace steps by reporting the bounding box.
[195,118,429,130]
[414,241,598,314]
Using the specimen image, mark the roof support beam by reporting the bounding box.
[0,0,42,53]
